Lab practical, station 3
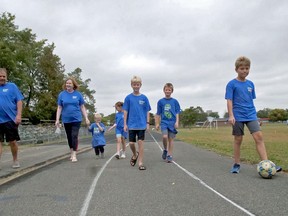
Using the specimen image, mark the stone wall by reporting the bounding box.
[17,125,89,145]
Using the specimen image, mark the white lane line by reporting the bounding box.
[79,143,129,216]
[149,132,255,216]
[79,153,114,216]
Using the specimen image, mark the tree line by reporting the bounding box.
[0,12,96,124]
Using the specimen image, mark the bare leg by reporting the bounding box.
[167,137,174,156]
[121,137,126,152]
[252,131,268,160]
[138,140,144,166]
[116,137,121,154]
[129,142,137,158]
[233,135,242,164]
[162,135,168,150]
[9,140,18,162]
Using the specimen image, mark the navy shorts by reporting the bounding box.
[0,121,20,142]
[232,120,261,136]
[128,130,145,142]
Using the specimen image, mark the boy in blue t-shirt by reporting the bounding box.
[88,113,106,159]
[225,56,282,174]
[155,83,181,163]
[123,76,151,170]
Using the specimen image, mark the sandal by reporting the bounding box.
[139,165,146,170]
[130,152,139,166]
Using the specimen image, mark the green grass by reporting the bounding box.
[177,123,288,171]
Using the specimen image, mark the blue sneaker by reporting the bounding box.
[167,155,173,163]
[162,149,168,160]
[276,166,282,172]
[230,163,240,173]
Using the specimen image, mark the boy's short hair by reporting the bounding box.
[131,75,142,84]
[163,83,174,92]
[115,101,123,107]
[235,56,251,69]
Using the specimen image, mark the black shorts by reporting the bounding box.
[128,130,146,142]
[0,121,20,142]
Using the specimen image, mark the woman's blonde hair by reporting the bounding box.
[63,76,79,90]
[235,56,251,70]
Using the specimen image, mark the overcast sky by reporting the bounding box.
[2,0,288,117]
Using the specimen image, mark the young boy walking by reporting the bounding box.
[225,56,282,174]
[123,76,151,170]
[88,113,106,159]
[155,83,181,163]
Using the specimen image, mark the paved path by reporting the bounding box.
[0,137,94,185]
[0,131,287,215]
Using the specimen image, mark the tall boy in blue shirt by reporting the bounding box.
[123,76,151,171]
[225,56,282,174]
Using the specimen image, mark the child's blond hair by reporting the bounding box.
[94,113,102,119]
[235,56,251,70]
[131,75,142,84]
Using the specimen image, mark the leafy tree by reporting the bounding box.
[1,12,96,123]
[208,112,219,119]
[180,106,207,127]
[257,108,271,118]
[268,109,287,122]
[223,112,229,118]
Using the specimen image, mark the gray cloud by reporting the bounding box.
[2,0,288,116]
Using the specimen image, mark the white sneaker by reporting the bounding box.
[12,161,20,168]
[71,151,77,162]
[120,152,126,159]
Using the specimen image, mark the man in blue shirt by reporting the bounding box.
[0,68,24,169]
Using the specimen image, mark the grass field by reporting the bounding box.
[177,123,287,172]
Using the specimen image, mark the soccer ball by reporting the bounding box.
[257,160,276,179]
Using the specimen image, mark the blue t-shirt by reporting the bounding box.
[115,111,124,130]
[57,90,85,123]
[123,93,151,130]
[88,122,106,147]
[0,82,24,123]
[225,78,257,121]
[156,97,181,128]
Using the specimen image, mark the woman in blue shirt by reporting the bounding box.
[55,77,90,162]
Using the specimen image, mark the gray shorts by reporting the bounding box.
[232,120,261,136]
[162,129,176,139]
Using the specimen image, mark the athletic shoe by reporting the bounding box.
[120,152,126,159]
[12,161,20,168]
[71,155,77,162]
[167,155,173,163]
[230,163,240,173]
[101,153,105,159]
[96,155,100,159]
[162,149,168,160]
[276,166,282,172]
[115,154,120,159]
